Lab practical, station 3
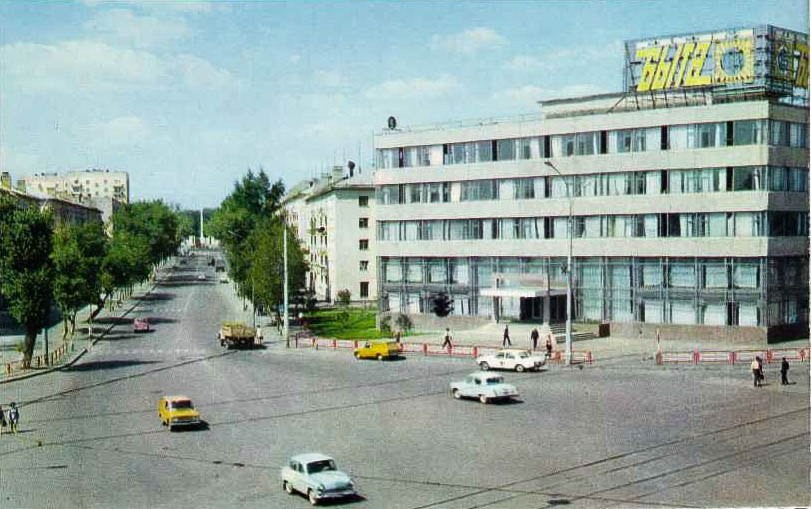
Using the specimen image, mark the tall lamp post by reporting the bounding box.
[544,161,573,365]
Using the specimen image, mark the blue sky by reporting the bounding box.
[0,0,807,209]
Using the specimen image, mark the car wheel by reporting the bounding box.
[377,354,383,361]
[283,481,294,495]
[479,394,488,404]
[480,362,490,371]
[452,388,461,399]
[168,423,174,432]
[515,364,525,372]
[308,489,318,505]
[354,352,360,359]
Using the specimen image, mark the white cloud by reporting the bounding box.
[364,75,460,100]
[313,70,349,88]
[84,116,150,146]
[0,147,41,173]
[431,27,507,54]
[1,40,235,92]
[493,84,609,105]
[504,55,546,72]
[83,8,192,48]
[79,0,220,13]
[175,54,235,88]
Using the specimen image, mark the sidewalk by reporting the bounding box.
[389,321,810,362]
[0,274,161,383]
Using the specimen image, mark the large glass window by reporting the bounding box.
[732,167,766,191]
[669,262,696,287]
[377,148,399,169]
[514,178,535,199]
[461,180,498,201]
[497,139,515,161]
[733,120,765,145]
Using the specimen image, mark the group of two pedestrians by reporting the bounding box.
[751,357,792,387]
[0,402,20,435]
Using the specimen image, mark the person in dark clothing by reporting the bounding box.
[8,402,19,434]
[502,325,511,347]
[545,336,553,358]
[441,328,453,350]
[781,357,790,385]
[530,328,539,351]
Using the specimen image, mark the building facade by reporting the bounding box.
[19,169,130,204]
[373,25,809,341]
[284,167,377,304]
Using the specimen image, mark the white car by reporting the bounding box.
[281,453,356,505]
[477,348,547,372]
[450,373,519,404]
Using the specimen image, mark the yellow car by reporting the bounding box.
[158,395,201,431]
[353,340,401,361]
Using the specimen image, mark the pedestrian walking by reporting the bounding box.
[781,357,790,385]
[530,328,539,351]
[502,325,511,347]
[545,336,553,358]
[0,405,6,436]
[441,328,453,350]
[8,402,19,434]
[750,358,761,387]
[756,356,765,385]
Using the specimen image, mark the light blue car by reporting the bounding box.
[281,453,356,505]
[450,373,519,404]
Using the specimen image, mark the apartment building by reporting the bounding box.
[19,169,130,204]
[373,25,809,342]
[284,166,376,304]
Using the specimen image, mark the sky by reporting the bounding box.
[0,0,808,209]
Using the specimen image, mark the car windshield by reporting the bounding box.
[517,351,530,358]
[171,400,194,409]
[485,377,504,385]
[307,459,336,473]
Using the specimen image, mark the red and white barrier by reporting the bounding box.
[656,347,809,366]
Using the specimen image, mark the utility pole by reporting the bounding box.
[544,161,573,366]
[283,226,289,347]
[199,208,204,247]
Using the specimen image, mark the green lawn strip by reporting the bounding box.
[304,308,427,341]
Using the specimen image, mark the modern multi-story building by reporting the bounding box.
[373,25,809,342]
[284,166,377,304]
[19,169,130,204]
[16,169,128,226]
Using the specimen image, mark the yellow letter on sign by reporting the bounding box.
[684,41,712,87]
[636,46,663,92]
[796,42,809,89]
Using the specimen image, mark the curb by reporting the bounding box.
[0,278,160,385]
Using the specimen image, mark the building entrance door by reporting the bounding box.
[519,297,543,321]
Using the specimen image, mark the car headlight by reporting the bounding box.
[317,484,325,493]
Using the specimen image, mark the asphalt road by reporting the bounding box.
[0,252,808,508]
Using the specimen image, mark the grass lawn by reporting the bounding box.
[304,308,428,341]
[305,308,386,340]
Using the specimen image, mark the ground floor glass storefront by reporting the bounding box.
[378,255,809,328]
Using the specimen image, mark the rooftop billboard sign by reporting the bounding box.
[625,26,808,99]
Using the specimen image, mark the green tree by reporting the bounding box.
[246,216,307,318]
[432,292,454,318]
[93,230,150,320]
[0,205,54,367]
[337,289,352,307]
[52,221,107,338]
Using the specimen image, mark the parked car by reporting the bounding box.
[133,317,150,333]
[157,395,201,431]
[281,453,356,505]
[476,348,546,372]
[353,340,400,360]
[197,273,206,281]
[450,373,519,404]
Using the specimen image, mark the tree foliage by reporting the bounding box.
[431,292,454,318]
[0,201,54,367]
[207,169,306,314]
[52,221,107,338]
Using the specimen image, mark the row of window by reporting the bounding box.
[375,166,809,205]
[379,256,807,292]
[377,119,809,169]
[377,212,808,242]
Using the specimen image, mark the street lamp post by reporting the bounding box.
[283,225,289,348]
[544,161,573,366]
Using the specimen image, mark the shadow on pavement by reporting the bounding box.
[133,292,176,302]
[62,359,161,372]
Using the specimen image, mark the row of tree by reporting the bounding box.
[0,197,188,367]
[206,169,307,318]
